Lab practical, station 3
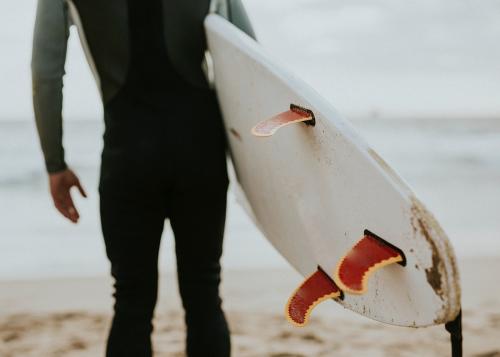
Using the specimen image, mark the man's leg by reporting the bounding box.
[100,177,166,357]
[169,175,230,357]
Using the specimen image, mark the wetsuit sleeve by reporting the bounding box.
[32,0,71,173]
[228,0,257,40]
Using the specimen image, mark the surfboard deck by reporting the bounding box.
[205,13,460,327]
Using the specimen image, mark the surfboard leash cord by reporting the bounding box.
[445,309,463,357]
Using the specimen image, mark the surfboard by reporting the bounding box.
[204,13,461,329]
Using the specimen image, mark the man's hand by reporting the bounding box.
[49,169,87,223]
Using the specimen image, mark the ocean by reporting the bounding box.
[0,0,499,279]
[1,118,499,280]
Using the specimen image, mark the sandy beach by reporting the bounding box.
[1,257,499,356]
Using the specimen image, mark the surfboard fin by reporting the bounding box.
[286,267,342,326]
[334,230,406,295]
[251,104,315,137]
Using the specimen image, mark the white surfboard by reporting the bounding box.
[204,13,460,328]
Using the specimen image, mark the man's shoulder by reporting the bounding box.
[211,0,256,40]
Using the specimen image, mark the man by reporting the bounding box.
[31,0,255,356]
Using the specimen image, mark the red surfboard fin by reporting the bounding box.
[334,230,406,295]
[251,104,315,137]
[286,267,342,326]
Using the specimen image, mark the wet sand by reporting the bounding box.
[1,257,499,356]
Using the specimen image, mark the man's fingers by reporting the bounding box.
[64,194,79,222]
[54,200,72,221]
[67,207,79,222]
[53,192,79,223]
[75,179,87,198]
[49,169,84,223]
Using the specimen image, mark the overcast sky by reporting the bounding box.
[1,0,499,121]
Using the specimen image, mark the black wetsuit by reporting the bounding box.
[99,1,229,356]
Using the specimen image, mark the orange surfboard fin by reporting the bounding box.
[251,104,315,137]
[334,230,406,295]
[286,267,342,326]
